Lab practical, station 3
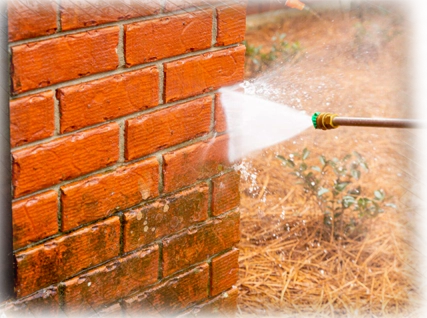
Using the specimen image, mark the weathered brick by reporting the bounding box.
[89,303,122,318]
[15,216,120,297]
[63,246,159,315]
[214,93,227,133]
[124,263,209,316]
[215,4,246,46]
[8,0,57,42]
[125,96,211,160]
[162,210,240,276]
[124,10,212,66]
[61,158,159,231]
[163,135,229,193]
[60,0,162,31]
[164,45,245,102]
[2,286,62,318]
[13,190,58,250]
[163,0,211,12]
[212,171,240,216]
[211,249,239,296]
[58,67,159,133]
[12,123,119,198]
[11,27,119,94]
[10,91,55,148]
[179,287,238,317]
[123,184,209,253]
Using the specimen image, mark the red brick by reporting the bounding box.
[123,184,209,253]
[12,123,119,198]
[58,67,159,133]
[162,210,240,276]
[164,45,245,102]
[12,190,58,250]
[61,158,159,231]
[163,0,212,12]
[60,0,162,31]
[3,286,61,317]
[125,96,212,160]
[124,263,209,316]
[214,93,227,133]
[8,0,57,42]
[124,10,212,67]
[15,216,120,297]
[211,249,239,296]
[179,287,238,317]
[163,135,230,193]
[63,246,159,315]
[11,27,119,94]
[215,4,246,46]
[10,91,55,148]
[212,171,240,216]
[93,303,122,318]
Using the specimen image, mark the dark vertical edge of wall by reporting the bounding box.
[0,0,14,302]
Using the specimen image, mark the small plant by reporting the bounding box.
[277,149,395,240]
[244,33,303,74]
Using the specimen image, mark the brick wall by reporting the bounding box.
[4,0,246,316]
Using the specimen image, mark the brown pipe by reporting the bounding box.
[333,117,422,128]
[314,112,425,130]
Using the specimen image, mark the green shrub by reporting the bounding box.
[277,149,395,240]
[244,33,302,74]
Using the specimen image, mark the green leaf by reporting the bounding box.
[385,203,397,208]
[348,187,361,196]
[335,182,350,192]
[327,160,336,168]
[277,155,295,168]
[351,169,361,180]
[300,162,307,171]
[343,154,352,161]
[343,196,356,207]
[357,198,369,208]
[334,212,343,218]
[319,155,326,166]
[353,151,363,160]
[311,166,321,172]
[317,187,329,196]
[374,190,385,201]
[360,162,369,171]
[302,148,310,160]
[277,155,287,164]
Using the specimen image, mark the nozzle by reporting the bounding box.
[312,112,339,130]
[285,0,306,10]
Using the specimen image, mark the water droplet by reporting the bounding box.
[144,226,148,232]
[88,282,91,287]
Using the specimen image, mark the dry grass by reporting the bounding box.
[237,4,422,317]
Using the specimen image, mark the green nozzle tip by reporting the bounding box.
[312,112,320,129]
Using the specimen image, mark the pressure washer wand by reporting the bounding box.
[312,112,425,130]
[285,0,323,20]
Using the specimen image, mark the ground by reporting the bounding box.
[236,4,422,317]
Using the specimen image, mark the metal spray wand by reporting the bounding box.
[312,112,425,130]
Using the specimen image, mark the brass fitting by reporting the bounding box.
[315,112,339,130]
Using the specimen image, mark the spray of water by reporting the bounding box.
[219,85,312,162]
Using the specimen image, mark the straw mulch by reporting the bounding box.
[237,4,422,317]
